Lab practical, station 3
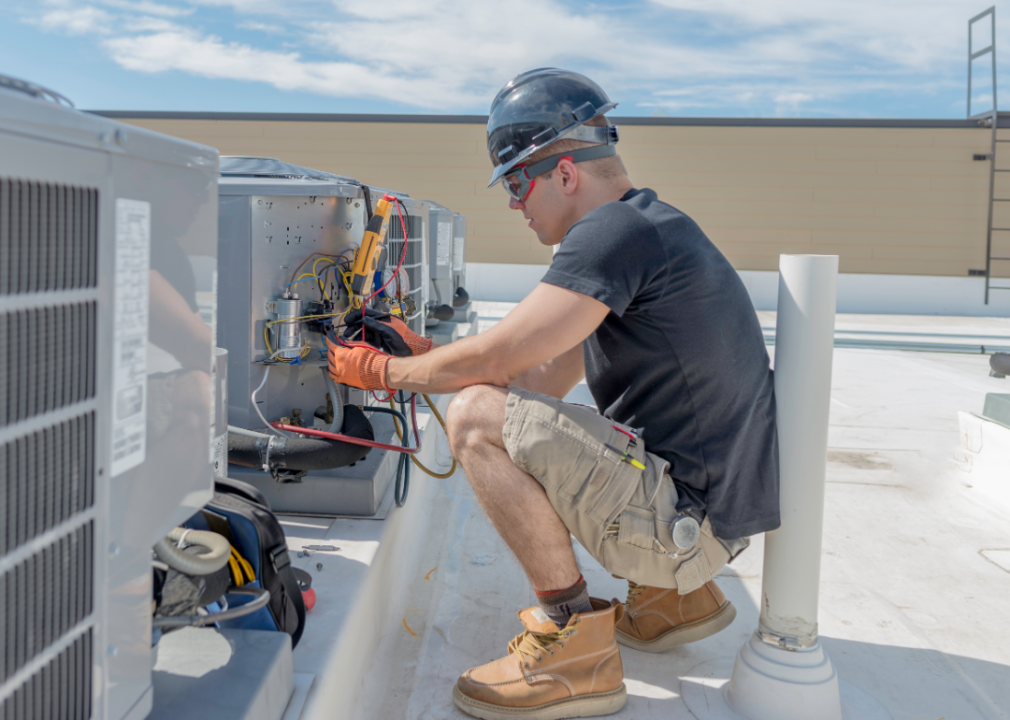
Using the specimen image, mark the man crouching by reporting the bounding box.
[328,68,779,719]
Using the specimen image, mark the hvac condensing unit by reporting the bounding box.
[451,212,474,324]
[216,158,429,516]
[0,76,218,720]
[425,202,455,327]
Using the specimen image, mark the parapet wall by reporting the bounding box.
[99,113,992,278]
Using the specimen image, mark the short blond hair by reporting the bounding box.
[525,115,627,181]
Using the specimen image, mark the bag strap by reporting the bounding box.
[215,476,271,509]
[269,544,306,648]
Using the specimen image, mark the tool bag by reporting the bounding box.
[185,476,307,648]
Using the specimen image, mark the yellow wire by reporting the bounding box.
[265,312,342,326]
[339,269,353,296]
[390,394,457,479]
[312,257,336,274]
[312,258,336,300]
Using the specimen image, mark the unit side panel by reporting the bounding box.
[218,195,253,428]
[104,150,218,720]
[247,194,364,426]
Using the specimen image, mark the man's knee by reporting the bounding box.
[446,384,507,455]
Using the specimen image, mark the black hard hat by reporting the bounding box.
[486,68,619,187]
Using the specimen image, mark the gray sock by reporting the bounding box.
[536,575,593,628]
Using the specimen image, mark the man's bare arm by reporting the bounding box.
[385,283,609,394]
[510,342,585,399]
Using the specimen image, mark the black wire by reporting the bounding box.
[361,184,373,220]
[358,405,407,427]
[358,404,410,506]
[395,395,410,506]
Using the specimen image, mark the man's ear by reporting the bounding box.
[556,159,579,195]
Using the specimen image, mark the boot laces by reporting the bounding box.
[624,579,645,606]
[508,621,578,668]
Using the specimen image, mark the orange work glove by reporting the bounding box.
[341,308,432,356]
[386,315,433,356]
[327,343,392,391]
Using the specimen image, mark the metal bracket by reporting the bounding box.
[757,628,817,651]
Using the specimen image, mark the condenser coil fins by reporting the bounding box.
[0,75,218,720]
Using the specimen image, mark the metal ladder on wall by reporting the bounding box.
[969,6,1010,304]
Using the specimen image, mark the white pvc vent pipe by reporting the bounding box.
[727,255,843,720]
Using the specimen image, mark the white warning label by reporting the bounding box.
[110,199,151,477]
[437,221,451,267]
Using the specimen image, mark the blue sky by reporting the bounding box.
[0,0,1006,118]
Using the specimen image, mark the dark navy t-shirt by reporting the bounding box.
[541,188,779,539]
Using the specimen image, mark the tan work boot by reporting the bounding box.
[453,598,627,720]
[615,579,736,653]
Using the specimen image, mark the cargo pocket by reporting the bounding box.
[554,442,641,525]
[674,550,712,595]
[616,506,657,551]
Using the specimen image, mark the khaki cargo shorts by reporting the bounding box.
[503,386,736,593]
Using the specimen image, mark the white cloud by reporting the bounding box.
[36,6,113,35]
[649,0,965,67]
[103,27,483,107]
[237,20,284,34]
[18,0,1008,115]
[94,0,739,110]
[99,0,194,17]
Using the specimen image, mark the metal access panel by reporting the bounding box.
[451,213,474,324]
[0,80,217,720]
[216,164,428,515]
[217,169,364,431]
[452,212,467,293]
[428,202,452,285]
[423,202,454,329]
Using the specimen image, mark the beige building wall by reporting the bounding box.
[115,116,993,277]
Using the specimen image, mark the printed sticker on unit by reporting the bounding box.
[110,198,151,477]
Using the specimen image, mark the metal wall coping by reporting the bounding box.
[87,110,984,129]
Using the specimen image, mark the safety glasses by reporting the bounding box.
[499,167,537,202]
[496,144,618,202]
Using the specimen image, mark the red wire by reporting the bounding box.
[270,395,422,455]
[362,196,410,324]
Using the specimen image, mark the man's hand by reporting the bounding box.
[328,343,391,391]
[342,308,433,357]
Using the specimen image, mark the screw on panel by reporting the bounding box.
[114,129,128,146]
[108,543,120,557]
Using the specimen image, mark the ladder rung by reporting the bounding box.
[988,286,1010,290]
[992,229,1010,231]
[991,257,1010,260]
